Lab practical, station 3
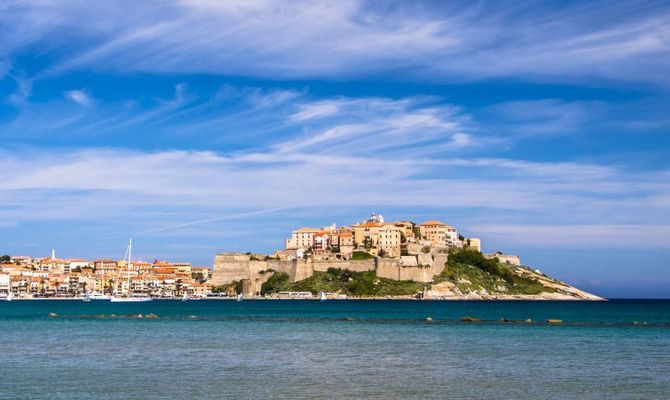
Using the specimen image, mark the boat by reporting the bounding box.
[83,292,91,302]
[88,292,111,300]
[2,292,14,301]
[236,293,243,302]
[110,296,152,303]
[109,238,152,303]
[181,293,189,302]
[320,291,327,301]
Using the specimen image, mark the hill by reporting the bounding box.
[259,249,602,300]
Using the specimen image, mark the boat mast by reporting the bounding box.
[127,238,132,296]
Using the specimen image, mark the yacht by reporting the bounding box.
[109,238,152,303]
[88,292,112,300]
[320,291,327,301]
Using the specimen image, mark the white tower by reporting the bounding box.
[51,248,56,259]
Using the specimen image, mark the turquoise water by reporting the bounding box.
[1,300,669,399]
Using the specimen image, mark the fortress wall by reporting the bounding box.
[211,253,251,286]
[312,259,376,273]
[376,258,433,283]
[213,251,443,287]
[432,254,449,275]
[291,259,313,282]
[265,260,294,275]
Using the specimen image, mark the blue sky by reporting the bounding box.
[1,0,669,298]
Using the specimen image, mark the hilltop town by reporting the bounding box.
[212,213,602,300]
[1,213,601,300]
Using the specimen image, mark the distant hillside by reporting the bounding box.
[427,250,602,300]
[260,249,602,300]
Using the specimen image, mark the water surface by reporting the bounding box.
[1,300,668,399]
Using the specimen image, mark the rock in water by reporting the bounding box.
[460,316,481,322]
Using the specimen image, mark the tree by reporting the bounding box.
[363,237,373,251]
[0,255,10,263]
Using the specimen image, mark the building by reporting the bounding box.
[419,220,459,248]
[351,222,402,257]
[312,232,330,253]
[94,259,118,273]
[0,274,10,296]
[464,238,481,252]
[285,227,321,250]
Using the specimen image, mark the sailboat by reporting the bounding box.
[82,292,91,302]
[320,291,327,301]
[236,293,243,302]
[181,292,189,302]
[2,292,13,301]
[110,238,152,302]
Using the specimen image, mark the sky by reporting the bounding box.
[1,0,669,298]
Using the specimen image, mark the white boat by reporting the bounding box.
[88,292,111,300]
[2,292,14,301]
[236,293,243,302]
[181,293,189,302]
[110,296,152,303]
[83,292,91,302]
[320,291,327,301]
[110,238,152,303]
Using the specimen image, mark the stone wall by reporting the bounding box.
[211,253,252,286]
[484,253,521,266]
[212,249,448,288]
[375,258,434,283]
[312,259,376,273]
[291,259,312,282]
[432,254,448,275]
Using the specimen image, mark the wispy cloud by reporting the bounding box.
[1,145,668,249]
[6,75,32,106]
[1,1,669,84]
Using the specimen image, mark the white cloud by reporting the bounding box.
[1,146,668,249]
[64,89,92,106]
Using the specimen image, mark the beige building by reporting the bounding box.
[173,262,192,275]
[351,222,402,257]
[285,227,321,250]
[419,220,459,248]
[464,238,482,252]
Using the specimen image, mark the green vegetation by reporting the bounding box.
[0,255,10,263]
[261,272,292,293]
[234,280,244,294]
[351,251,374,260]
[211,280,245,295]
[261,268,423,297]
[435,249,551,295]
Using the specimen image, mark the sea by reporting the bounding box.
[1,299,669,400]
